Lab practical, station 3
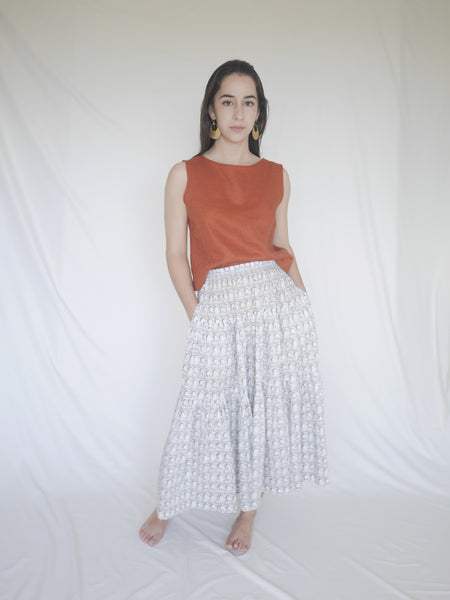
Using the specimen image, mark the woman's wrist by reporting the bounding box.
[187,299,199,320]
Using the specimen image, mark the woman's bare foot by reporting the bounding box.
[226,511,255,553]
[225,492,264,553]
[139,508,168,546]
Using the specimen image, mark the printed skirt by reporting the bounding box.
[156,260,329,519]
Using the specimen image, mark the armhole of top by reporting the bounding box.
[181,159,190,206]
[276,162,285,207]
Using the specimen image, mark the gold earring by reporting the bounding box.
[252,122,260,141]
[209,119,221,139]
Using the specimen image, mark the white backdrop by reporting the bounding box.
[1,1,449,599]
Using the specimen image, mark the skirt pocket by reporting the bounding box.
[190,299,202,322]
[294,284,307,296]
[279,268,308,298]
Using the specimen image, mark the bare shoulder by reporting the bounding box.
[167,160,187,182]
[166,161,187,193]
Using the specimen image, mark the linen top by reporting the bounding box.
[183,154,294,291]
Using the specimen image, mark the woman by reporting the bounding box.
[139,59,329,555]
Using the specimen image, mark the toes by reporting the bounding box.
[144,533,154,544]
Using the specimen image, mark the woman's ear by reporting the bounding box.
[208,105,216,121]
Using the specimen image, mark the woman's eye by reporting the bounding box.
[223,100,232,106]
[246,101,255,106]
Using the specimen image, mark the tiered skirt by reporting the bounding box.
[156,260,329,519]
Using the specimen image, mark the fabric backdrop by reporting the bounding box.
[1,1,449,598]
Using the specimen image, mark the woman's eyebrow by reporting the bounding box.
[218,94,257,99]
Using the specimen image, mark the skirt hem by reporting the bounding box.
[157,477,331,520]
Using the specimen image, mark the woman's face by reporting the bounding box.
[209,73,260,142]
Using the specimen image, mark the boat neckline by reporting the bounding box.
[199,154,266,167]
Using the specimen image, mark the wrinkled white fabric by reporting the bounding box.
[157,260,328,519]
[2,1,450,598]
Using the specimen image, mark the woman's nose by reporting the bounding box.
[234,104,243,119]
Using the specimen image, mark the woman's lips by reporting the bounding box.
[230,126,245,131]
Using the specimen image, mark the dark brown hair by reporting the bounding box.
[197,59,268,157]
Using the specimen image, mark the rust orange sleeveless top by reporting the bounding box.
[183,154,294,291]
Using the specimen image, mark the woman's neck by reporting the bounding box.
[203,139,259,165]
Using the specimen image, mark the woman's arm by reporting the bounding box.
[164,161,199,320]
[273,167,307,292]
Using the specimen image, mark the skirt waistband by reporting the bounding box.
[206,260,277,280]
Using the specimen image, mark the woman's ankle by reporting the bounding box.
[239,508,256,519]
